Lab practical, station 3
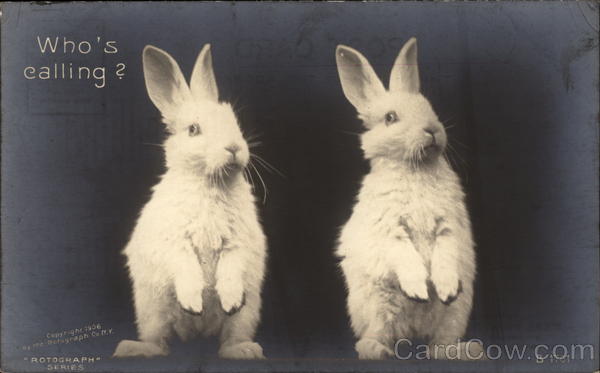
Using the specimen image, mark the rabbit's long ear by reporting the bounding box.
[336,45,386,112]
[190,44,219,103]
[389,37,420,94]
[143,45,191,115]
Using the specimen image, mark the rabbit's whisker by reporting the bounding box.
[250,154,285,178]
[418,146,425,166]
[242,168,248,184]
[248,141,262,149]
[452,149,470,183]
[251,157,276,176]
[451,137,469,150]
[249,168,257,191]
[408,148,417,170]
[441,113,459,125]
[142,142,164,148]
[447,143,467,166]
[245,132,263,142]
[443,151,460,173]
[249,161,267,204]
[218,169,226,190]
[337,129,363,137]
[244,167,256,191]
[444,143,469,182]
[234,104,250,114]
[231,95,250,115]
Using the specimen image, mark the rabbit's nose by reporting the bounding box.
[225,144,241,156]
[424,128,438,144]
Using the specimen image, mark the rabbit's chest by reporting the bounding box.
[178,200,238,284]
[396,198,445,257]
[179,201,236,252]
[402,196,443,226]
[373,182,453,256]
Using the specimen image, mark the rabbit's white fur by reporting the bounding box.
[335,38,477,360]
[113,44,266,359]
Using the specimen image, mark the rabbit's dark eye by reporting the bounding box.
[385,111,399,125]
[188,123,201,137]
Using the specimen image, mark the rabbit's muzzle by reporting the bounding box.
[420,126,446,159]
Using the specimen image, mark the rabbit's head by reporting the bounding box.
[143,44,249,183]
[336,38,446,167]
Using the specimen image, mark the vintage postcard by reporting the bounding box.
[1,2,598,372]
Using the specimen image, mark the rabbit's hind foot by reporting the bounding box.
[218,341,265,359]
[112,339,169,358]
[428,340,487,360]
[356,338,393,360]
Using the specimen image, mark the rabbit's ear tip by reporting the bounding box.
[143,45,167,57]
[336,45,355,58]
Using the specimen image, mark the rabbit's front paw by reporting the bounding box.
[175,281,204,314]
[396,263,429,301]
[217,281,245,315]
[431,269,462,304]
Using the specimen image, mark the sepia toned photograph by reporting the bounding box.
[1,2,598,372]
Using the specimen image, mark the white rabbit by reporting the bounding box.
[112,44,266,359]
[335,38,479,360]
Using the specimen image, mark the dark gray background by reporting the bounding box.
[2,2,598,372]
